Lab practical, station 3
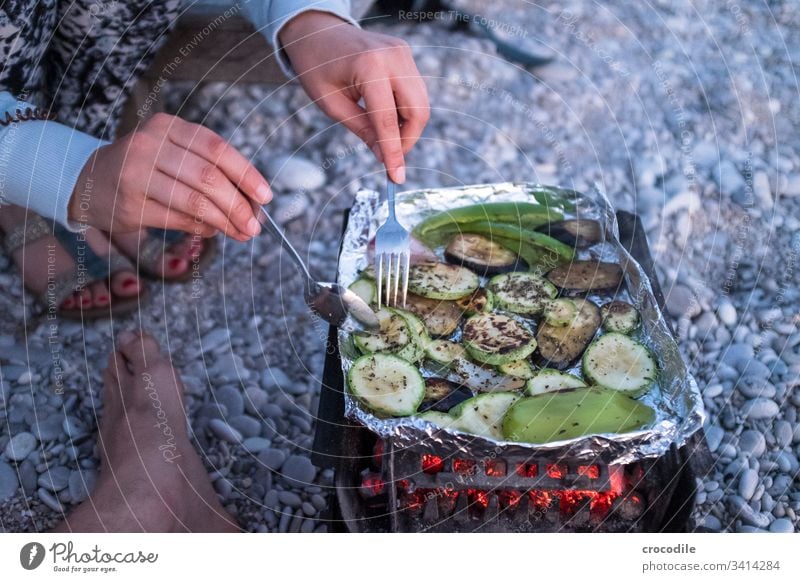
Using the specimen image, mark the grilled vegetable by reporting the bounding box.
[463,313,537,366]
[582,333,657,395]
[454,288,495,316]
[601,300,640,334]
[353,308,424,363]
[538,219,602,249]
[348,278,376,305]
[527,185,579,212]
[502,387,655,443]
[407,262,480,300]
[419,378,474,413]
[487,272,558,315]
[450,358,526,392]
[525,369,587,395]
[457,222,574,265]
[347,354,425,416]
[450,392,520,440]
[535,298,601,369]
[417,410,457,428]
[403,293,461,337]
[445,233,526,275]
[425,339,466,366]
[543,298,577,327]
[497,359,536,379]
[546,260,623,294]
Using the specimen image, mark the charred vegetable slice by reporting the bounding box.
[546,260,624,294]
[347,354,425,416]
[450,392,520,440]
[497,359,536,379]
[538,219,602,249]
[450,358,526,393]
[535,298,601,369]
[445,233,525,275]
[582,333,657,395]
[601,300,640,334]
[425,339,466,366]
[348,278,376,305]
[455,288,495,316]
[543,298,577,327]
[502,387,655,443]
[487,272,557,315]
[463,313,537,366]
[353,308,424,363]
[407,262,480,300]
[403,293,461,337]
[419,378,473,413]
[525,369,586,395]
[417,410,458,428]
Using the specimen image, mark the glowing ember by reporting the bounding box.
[421,454,444,474]
[497,490,521,508]
[485,459,507,477]
[453,458,476,475]
[546,464,567,479]
[360,473,385,497]
[529,490,554,510]
[467,489,489,509]
[516,463,538,478]
[577,465,600,479]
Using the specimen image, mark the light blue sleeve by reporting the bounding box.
[0,91,109,231]
[238,0,360,76]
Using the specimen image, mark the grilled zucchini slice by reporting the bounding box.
[535,298,601,369]
[445,233,525,275]
[407,262,480,300]
[487,272,557,315]
[347,354,425,416]
[497,359,536,379]
[417,410,458,428]
[463,313,537,366]
[543,298,578,327]
[403,293,462,337]
[353,308,424,363]
[450,358,526,393]
[525,369,587,395]
[601,300,640,334]
[582,333,657,395]
[450,392,520,440]
[425,339,466,366]
[455,288,495,316]
[419,378,473,413]
[348,278,376,305]
[546,260,623,294]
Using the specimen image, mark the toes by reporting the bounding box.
[91,281,110,307]
[117,330,163,371]
[61,295,76,310]
[77,288,92,309]
[163,252,189,277]
[110,271,141,297]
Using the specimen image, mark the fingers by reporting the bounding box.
[142,199,219,239]
[362,79,406,183]
[392,71,430,155]
[116,330,162,371]
[153,145,261,240]
[318,93,377,151]
[165,117,272,205]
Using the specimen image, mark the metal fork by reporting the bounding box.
[374,178,410,308]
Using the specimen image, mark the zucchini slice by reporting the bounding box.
[463,313,537,366]
[487,272,557,315]
[535,298,601,369]
[425,339,466,366]
[353,308,423,363]
[450,392,520,440]
[419,378,473,413]
[450,358,526,393]
[525,369,587,395]
[601,300,640,334]
[543,298,577,327]
[538,219,603,249]
[417,410,458,428]
[407,262,480,300]
[348,278,376,305]
[497,359,536,379]
[546,260,624,294]
[582,333,657,395]
[444,233,525,275]
[347,354,425,416]
[502,387,655,443]
[403,293,462,337]
[454,288,495,316]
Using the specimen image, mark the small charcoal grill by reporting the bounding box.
[312,211,712,533]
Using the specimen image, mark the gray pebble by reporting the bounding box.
[703,383,723,398]
[0,461,18,502]
[707,489,725,503]
[201,329,231,353]
[243,387,268,415]
[301,501,317,516]
[280,455,317,487]
[37,487,63,512]
[722,343,754,370]
[68,470,97,503]
[311,494,327,511]
[742,398,780,420]
[717,301,737,326]
[33,414,64,442]
[704,426,724,453]
[214,386,245,417]
[266,155,326,192]
[278,490,302,507]
[741,360,773,380]
[242,437,272,454]
[775,451,798,473]
[208,419,243,444]
[665,285,699,318]
[301,518,315,533]
[289,509,305,533]
[768,518,795,533]
[214,478,233,498]
[264,489,280,511]
[257,448,286,471]
[62,416,86,440]
[4,431,37,461]
[739,430,766,457]
[18,460,38,496]
[261,367,291,392]
[37,466,70,492]
[702,515,722,530]
[262,404,284,419]
[228,415,261,439]
[738,469,759,500]
[736,376,776,399]
[774,420,793,448]
[278,506,292,533]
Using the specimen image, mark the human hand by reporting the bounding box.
[280,11,430,184]
[69,113,272,241]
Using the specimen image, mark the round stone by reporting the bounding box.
[743,398,780,420]
[37,466,70,492]
[280,455,317,487]
[228,415,261,439]
[278,491,302,507]
[242,437,272,454]
[721,343,755,371]
[201,329,231,353]
[768,518,795,533]
[265,155,326,192]
[738,430,766,457]
[717,300,737,326]
[33,414,64,442]
[214,386,245,418]
[0,461,19,502]
[4,432,37,461]
[665,285,699,318]
[736,376,776,399]
[257,448,287,471]
[68,470,97,503]
[208,419,243,444]
[738,469,759,500]
[704,426,724,453]
[243,387,268,415]
[774,421,793,449]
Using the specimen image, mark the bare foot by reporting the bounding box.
[111,229,206,279]
[53,331,239,532]
[0,205,141,310]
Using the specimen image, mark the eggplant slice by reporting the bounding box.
[538,219,602,249]
[534,298,601,369]
[546,260,623,294]
[445,233,526,275]
[454,288,494,316]
[403,293,462,337]
[419,377,473,413]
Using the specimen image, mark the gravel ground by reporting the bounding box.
[1,1,799,533]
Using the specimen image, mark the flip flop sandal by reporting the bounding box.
[2,215,145,322]
[136,228,217,283]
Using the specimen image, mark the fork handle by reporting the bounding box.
[257,206,314,282]
[387,180,397,219]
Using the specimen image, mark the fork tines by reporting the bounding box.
[376,251,410,309]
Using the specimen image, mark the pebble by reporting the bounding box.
[261,367,291,392]
[721,343,754,370]
[278,491,303,507]
[280,455,317,487]
[310,494,327,512]
[37,466,70,492]
[264,489,280,511]
[33,415,64,442]
[728,495,771,528]
[705,426,724,453]
[665,284,699,318]
[214,386,245,418]
[742,398,780,420]
[738,469,759,500]
[243,387,268,415]
[37,487,63,512]
[68,470,97,503]
[4,431,37,461]
[257,448,287,471]
[278,506,293,533]
[242,437,272,454]
[229,415,261,439]
[201,329,231,353]
[715,160,746,198]
[736,376,776,399]
[19,460,38,496]
[716,301,737,326]
[265,155,326,192]
[702,514,722,530]
[738,430,766,457]
[0,461,18,502]
[774,421,793,449]
[768,518,795,533]
[208,419,243,445]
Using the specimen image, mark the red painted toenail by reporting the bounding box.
[169,258,184,270]
[96,295,109,306]
[122,278,138,289]
[62,298,74,309]
[81,297,91,307]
